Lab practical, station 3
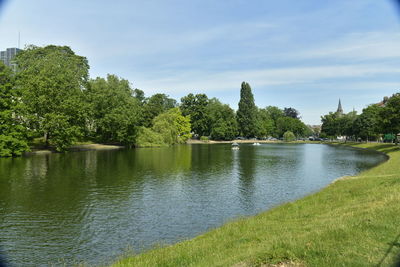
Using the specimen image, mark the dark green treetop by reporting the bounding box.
[237,82,257,137]
[180,93,211,136]
[15,45,89,151]
[0,62,29,156]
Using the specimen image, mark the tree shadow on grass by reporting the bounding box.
[376,231,400,267]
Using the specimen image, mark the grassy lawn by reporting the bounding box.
[112,143,400,267]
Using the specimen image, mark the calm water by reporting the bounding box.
[0,143,387,266]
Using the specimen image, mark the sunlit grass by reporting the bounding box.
[112,143,400,267]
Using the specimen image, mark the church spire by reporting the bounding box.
[336,99,343,115]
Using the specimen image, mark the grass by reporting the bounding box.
[111,143,400,267]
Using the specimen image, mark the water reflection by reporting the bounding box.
[0,144,387,266]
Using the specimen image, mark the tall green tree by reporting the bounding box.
[0,62,29,156]
[353,105,381,141]
[380,93,400,144]
[237,82,257,137]
[180,93,211,136]
[276,116,308,137]
[264,106,285,137]
[141,93,177,127]
[15,45,89,151]
[284,107,300,119]
[86,74,140,146]
[206,98,237,140]
[255,108,275,138]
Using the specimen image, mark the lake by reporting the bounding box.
[0,143,387,266]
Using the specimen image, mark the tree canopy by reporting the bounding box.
[237,82,258,137]
[15,45,90,151]
[0,62,29,156]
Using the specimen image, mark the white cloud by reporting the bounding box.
[135,63,400,95]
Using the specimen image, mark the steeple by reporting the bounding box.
[336,99,343,115]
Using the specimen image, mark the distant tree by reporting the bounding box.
[237,82,257,137]
[0,62,29,156]
[321,112,339,137]
[15,45,89,151]
[180,93,210,136]
[276,116,308,137]
[284,107,300,119]
[206,98,237,140]
[321,111,358,140]
[283,131,296,142]
[136,107,191,146]
[380,93,400,144]
[142,93,177,127]
[133,88,146,104]
[86,75,141,147]
[264,106,285,137]
[255,108,275,138]
[354,104,381,141]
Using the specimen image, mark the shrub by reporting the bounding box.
[200,136,209,141]
[283,131,296,142]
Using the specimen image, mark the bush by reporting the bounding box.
[135,127,165,147]
[200,136,209,141]
[283,131,296,142]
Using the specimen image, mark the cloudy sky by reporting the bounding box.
[1,0,400,124]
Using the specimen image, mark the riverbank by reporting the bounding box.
[25,143,124,155]
[112,143,400,266]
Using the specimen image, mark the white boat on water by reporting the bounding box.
[252,142,260,146]
[232,142,240,150]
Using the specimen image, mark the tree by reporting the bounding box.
[141,93,177,127]
[237,82,257,137]
[276,116,308,137]
[321,111,358,140]
[136,108,191,146]
[284,107,300,119]
[15,45,89,151]
[180,93,211,136]
[354,104,381,141]
[0,62,29,156]
[380,93,400,144]
[86,75,140,146]
[206,98,238,140]
[133,88,145,104]
[321,112,339,137]
[264,106,285,137]
[255,108,275,138]
[283,131,296,142]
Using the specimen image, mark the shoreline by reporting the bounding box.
[111,142,400,266]
[24,143,124,155]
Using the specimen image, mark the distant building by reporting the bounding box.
[0,47,21,71]
[336,99,343,116]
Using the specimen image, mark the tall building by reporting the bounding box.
[0,47,21,71]
[336,99,343,116]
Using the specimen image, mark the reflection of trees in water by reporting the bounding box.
[132,145,192,176]
[237,145,256,210]
[190,144,232,174]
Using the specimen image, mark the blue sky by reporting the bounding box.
[1,0,400,124]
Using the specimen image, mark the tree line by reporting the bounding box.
[0,45,313,156]
[320,94,400,144]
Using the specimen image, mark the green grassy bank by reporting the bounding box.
[112,143,400,267]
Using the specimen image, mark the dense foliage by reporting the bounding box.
[136,108,191,147]
[321,94,400,144]
[0,62,29,156]
[86,75,140,147]
[283,131,296,142]
[237,82,258,137]
[16,45,89,151]
[4,44,399,156]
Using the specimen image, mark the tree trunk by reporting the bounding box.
[44,132,49,148]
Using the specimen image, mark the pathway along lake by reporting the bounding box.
[0,143,387,266]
